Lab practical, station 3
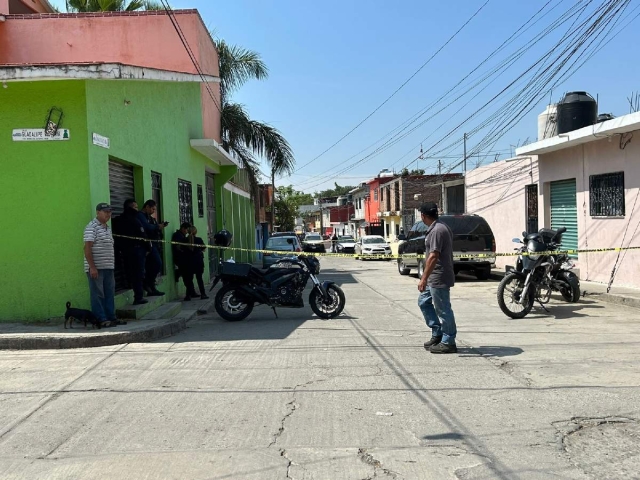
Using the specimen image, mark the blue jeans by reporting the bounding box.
[87,269,116,322]
[418,286,457,345]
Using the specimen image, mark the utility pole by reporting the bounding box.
[463,133,467,176]
[271,169,276,233]
[437,159,442,175]
[419,144,423,172]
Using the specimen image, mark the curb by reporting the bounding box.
[0,311,196,351]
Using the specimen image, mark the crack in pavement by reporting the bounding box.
[358,448,401,479]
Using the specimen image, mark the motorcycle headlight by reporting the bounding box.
[527,254,540,261]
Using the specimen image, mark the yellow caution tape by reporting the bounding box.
[112,234,640,260]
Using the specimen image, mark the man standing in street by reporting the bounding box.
[417,202,457,354]
[83,203,120,327]
[137,199,166,296]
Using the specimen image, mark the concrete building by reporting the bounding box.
[468,110,640,289]
[0,10,255,320]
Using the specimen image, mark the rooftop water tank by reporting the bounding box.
[557,91,597,134]
[537,104,557,140]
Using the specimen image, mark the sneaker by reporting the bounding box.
[200,294,210,300]
[147,289,165,297]
[423,336,442,350]
[430,343,458,354]
[99,320,114,328]
[133,299,148,306]
[111,319,128,326]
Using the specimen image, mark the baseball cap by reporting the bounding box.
[96,203,113,212]
[418,202,438,217]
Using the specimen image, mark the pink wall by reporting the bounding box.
[538,130,640,288]
[0,10,221,141]
[466,158,539,270]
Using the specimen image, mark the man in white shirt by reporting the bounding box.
[84,203,120,327]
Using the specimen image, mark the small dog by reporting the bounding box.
[64,302,102,329]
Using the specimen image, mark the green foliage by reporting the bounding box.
[315,182,355,199]
[66,0,161,12]
[400,168,425,176]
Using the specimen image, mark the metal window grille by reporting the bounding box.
[374,188,378,201]
[590,172,625,217]
[178,179,194,225]
[525,184,538,233]
[197,184,204,218]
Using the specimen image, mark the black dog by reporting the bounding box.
[64,302,102,329]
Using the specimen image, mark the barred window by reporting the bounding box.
[590,172,625,217]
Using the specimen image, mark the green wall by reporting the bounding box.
[0,81,90,321]
[0,79,255,322]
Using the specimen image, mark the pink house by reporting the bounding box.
[467,111,640,290]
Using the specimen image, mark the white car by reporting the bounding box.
[335,235,357,254]
[355,235,392,260]
[302,233,326,253]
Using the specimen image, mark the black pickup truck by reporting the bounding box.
[397,214,496,280]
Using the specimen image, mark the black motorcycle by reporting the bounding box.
[209,233,345,321]
[497,227,581,319]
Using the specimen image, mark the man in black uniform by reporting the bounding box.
[137,199,166,296]
[114,199,149,305]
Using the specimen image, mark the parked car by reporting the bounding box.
[355,235,392,259]
[302,232,326,253]
[263,235,302,268]
[335,235,357,254]
[397,214,496,280]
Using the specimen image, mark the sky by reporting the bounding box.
[50,0,640,194]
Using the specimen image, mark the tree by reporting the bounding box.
[66,0,161,11]
[272,186,314,230]
[315,182,355,199]
[216,39,295,232]
[400,168,425,176]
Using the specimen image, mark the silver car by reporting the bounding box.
[263,235,302,268]
[355,235,392,260]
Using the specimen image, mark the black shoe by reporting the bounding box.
[423,336,442,350]
[110,319,127,326]
[147,289,165,296]
[430,343,458,354]
[133,299,148,306]
[184,296,191,302]
[200,294,209,300]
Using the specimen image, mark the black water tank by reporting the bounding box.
[557,91,597,134]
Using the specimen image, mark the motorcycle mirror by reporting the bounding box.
[512,237,522,244]
[557,227,567,234]
[522,231,527,238]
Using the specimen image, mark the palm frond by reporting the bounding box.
[228,144,260,193]
[217,39,268,103]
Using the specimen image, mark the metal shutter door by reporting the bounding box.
[550,179,578,256]
[108,160,135,291]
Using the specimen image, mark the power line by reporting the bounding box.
[292,0,491,174]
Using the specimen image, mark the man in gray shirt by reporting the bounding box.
[417,202,457,354]
[84,203,120,327]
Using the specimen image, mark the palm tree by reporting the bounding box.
[217,39,295,232]
[66,0,161,12]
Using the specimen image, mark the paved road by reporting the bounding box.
[1,257,639,479]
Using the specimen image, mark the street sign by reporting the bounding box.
[92,133,110,149]
[12,128,70,141]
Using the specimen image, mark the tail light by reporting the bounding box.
[296,247,301,252]
[492,239,496,252]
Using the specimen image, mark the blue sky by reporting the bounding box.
[51,0,640,194]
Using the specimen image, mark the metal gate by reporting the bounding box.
[525,184,538,234]
[550,179,578,256]
[151,171,165,274]
[108,159,135,291]
[205,173,218,277]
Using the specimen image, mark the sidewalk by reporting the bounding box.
[0,296,214,350]
[490,268,640,309]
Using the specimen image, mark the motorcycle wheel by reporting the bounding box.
[497,273,534,319]
[309,284,346,319]
[559,272,581,303]
[214,285,254,321]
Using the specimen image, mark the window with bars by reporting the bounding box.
[178,179,194,225]
[374,188,378,201]
[197,184,204,218]
[590,172,625,217]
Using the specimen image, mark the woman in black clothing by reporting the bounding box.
[186,226,209,300]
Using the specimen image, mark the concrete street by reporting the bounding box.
[1,257,639,479]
